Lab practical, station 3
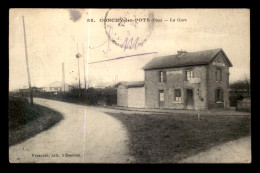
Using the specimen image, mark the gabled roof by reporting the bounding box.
[113,81,145,88]
[142,48,233,70]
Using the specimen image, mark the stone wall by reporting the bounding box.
[117,85,128,107]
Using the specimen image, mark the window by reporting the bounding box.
[174,89,182,102]
[159,71,163,82]
[216,68,222,82]
[159,71,167,83]
[186,69,194,81]
[215,88,223,103]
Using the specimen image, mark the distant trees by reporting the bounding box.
[32,86,117,106]
[229,75,250,107]
[84,87,117,106]
[229,75,250,97]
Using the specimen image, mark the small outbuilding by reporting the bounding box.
[114,81,145,108]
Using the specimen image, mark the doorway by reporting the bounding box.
[159,90,164,108]
[186,89,194,110]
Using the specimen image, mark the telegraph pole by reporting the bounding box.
[82,43,87,91]
[78,56,81,89]
[76,43,81,100]
[22,16,33,105]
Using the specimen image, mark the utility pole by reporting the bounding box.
[22,16,33,105]
[82,43,87,91]
[76,43,81,100]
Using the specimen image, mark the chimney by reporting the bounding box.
[177,50,187,56]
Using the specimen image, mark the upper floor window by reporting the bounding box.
[216,68,222,82]
[185,69,194,81]
[159,71,167,83]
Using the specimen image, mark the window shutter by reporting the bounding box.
[163,71,167,83]
[215,89,218,102]
[191,70,194,78]
[220,69,222,81]
[220,90,224,101]
[215,70,218,81]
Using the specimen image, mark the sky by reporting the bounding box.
[9,9,250,91]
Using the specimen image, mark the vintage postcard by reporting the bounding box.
[9,8,251,163]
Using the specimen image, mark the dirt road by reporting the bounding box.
[9,98,134,163]
[179,136,251,163]
[9,98,251,163]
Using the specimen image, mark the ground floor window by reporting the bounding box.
[174,89,182,102]
[215,88,224,103]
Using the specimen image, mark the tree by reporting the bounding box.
[229,75,250,97]
[87,76,94,88]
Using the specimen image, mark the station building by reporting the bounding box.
[115,48,233,110]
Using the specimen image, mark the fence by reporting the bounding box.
[236,98,251,112]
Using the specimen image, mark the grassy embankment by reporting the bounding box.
[105,112,251,163]
[9,96,64,146]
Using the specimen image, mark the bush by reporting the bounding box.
[33,87,117,106]
[229,95,244,107]
[9,96,28,129]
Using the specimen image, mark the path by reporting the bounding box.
[179,136,251,163]
[9,98,134,163]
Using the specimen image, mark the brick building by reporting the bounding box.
[115,48,233,110]
[143,48,232,110]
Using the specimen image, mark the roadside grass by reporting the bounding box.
[105,112,251,163]
[9,97,64,146]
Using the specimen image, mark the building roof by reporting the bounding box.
[94,82,115,89]
[113,81,145,88]
[142,48,233,70]
[44,81,73,88]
